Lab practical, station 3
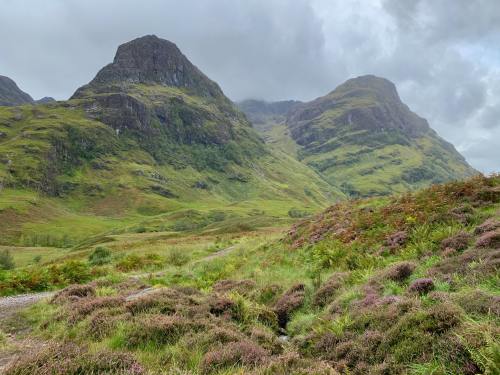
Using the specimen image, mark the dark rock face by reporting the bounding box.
[36,97,56,104]
[69,35,264,168]
[286,75,431,147]
[72,35,223,99]
[83,93,149,134]
[0,75,34,106]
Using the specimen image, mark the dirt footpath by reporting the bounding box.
[0,292,54,373]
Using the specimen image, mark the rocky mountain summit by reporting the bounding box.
[0,35,335,242]
[287,75,431,146]
[68,35,265,167]
[0,75,34,106]
[240,75,477,197]
[72,35,223,99]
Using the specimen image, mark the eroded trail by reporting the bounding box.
[0,243,241,372]
[0,292,55,373]
[0,292,54,320]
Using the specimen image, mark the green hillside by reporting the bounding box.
[241,76,478,198]
[2,175,497,374]
[0,36,342,247]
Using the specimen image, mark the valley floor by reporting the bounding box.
[0,175,499,374]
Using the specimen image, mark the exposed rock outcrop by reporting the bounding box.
[0,75,34,106]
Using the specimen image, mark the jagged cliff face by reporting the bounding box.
[72,35,224,99]
[0,75,34,106]
[287,75,431,146]
[70,35,264,164]
[0,34,335,229]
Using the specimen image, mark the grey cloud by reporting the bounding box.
[0,0,498,172]
[383,0,500,44]
[478,105,500,129]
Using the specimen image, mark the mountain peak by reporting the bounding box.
[331,74,400,103]
[0,75,34,106]
[72,35,223,98]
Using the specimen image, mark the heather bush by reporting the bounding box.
[51,284,96,304]
[254,351,338,375]
[475,230,500,248]
[384,230,408,251]
[441,247,457,257]
[378,302,462,364]
[383,262,416,282]
[125,314,203,348]
[200,340,269,374]
[4,342,144,375]
[85,308,129,339]
[273,284,306,327]
[422,303,463,334]
[429,247,487,276]
[474,218,499,235]
[448,204,475,224]
[440,231,471,251]
[408,278,435,295]
[213,279,256,295]
[185,325,244,351]
[68,296,124,323]
[249,326,283,354]
[313,272,348,307]
[125,287,204,316]
[209,295,235,316]
[454,290,500,316]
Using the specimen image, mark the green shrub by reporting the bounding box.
[288,312,317,336]
[166,248,190,266]
[288,208,310,219]
[93,246,112,261]
[51,260,92,284]
[0,250,15,270]
[115,253,163,272]
[88,246,112,266]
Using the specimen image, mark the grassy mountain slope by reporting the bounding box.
[2,175,498,374]
[0,36,342,247]
[0,75,34,106]
[241,76,478,198]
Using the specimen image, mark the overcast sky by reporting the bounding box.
[1,0,499,172]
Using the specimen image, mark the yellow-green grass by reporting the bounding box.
[0,245,69,267]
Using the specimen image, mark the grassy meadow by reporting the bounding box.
[1,175,498,374]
